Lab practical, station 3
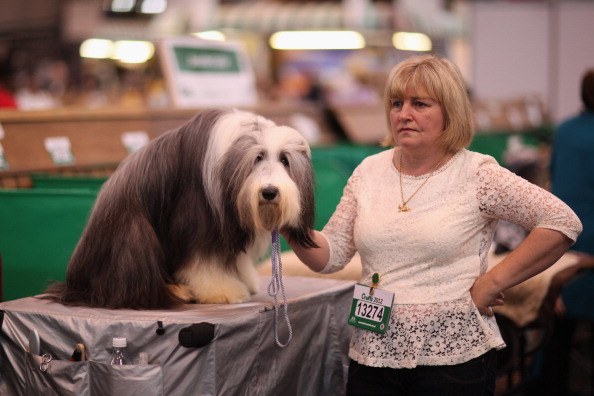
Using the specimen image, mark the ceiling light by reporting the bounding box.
[392,32,432,52]
[192,31,226,41]
[80,39,114,59]
[270,31,365,50]
[109,0,135,13]
[112,40,155,63]
[139,0,167,14]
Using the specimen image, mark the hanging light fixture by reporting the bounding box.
[392,32,432,52]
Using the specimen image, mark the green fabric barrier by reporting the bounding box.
[311,144,386,172]
[469,132,541,165]
[0,189,97,301]
[31,174,108,191]
[310,144,386,227]
[312,156,352,230]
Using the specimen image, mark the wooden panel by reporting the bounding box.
[0,104,336,185]
[0,108,156,173]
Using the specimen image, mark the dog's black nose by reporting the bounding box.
[261,186,278,201]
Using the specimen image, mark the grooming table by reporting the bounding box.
[0,276,355,396]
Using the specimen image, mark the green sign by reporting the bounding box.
[173,47,241,73]
[159,38,257,107]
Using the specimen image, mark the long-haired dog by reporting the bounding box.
[45,109,317,309]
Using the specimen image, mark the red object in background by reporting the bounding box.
[0,87,17,108]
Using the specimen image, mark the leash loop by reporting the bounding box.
[267,228,292,347]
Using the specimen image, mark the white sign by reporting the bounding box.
[158,37,258,108]
[122,131,150,154]
[0,142,7,170]
[44,136,75,165]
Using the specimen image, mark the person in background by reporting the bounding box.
[550,68,594,319]
[527,68,594,396]
[283,54,582,395]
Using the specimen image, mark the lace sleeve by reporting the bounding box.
[319,167,360,274]
[477,160,582,242]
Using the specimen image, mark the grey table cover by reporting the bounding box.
[0,276,355,396]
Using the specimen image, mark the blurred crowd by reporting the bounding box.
[0,48,389,113]
[0,55,172,111]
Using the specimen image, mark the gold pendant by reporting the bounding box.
[398,204,411,212]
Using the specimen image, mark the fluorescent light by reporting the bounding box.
[109,0,135,13]
[79,39,155,64]
[192,31,226,41]
[80,39,114,59]
[270,31,365,50]
[139,0,167,14]
[112,40,155,63]
[392,32,432,52]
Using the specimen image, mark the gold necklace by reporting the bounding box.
[398,152,447,212]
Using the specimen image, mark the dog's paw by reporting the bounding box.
[169,284,196,303]
[236,258,260,295]
[194,282,252,304]
[246,280,259,295]
[242,273,259,295]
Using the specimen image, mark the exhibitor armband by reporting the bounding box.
[348,273,395,334]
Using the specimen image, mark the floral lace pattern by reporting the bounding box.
[477,161,581,236]
[349,299,503,368]
[321,148,582,368]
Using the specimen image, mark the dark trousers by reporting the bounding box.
[346,349,497,396]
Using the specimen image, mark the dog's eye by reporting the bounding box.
[255,154,264,164]
[279,154,290,168]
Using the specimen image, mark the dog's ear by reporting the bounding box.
[286,226,319,249]
[285,151,318,249]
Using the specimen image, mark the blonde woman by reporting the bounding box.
[284,54,582,395]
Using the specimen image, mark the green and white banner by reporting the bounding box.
[158,37,257,108]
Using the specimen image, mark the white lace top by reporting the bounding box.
[320,148,582,368]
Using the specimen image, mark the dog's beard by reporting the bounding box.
[238,197,284,232]
[258,202,283,231]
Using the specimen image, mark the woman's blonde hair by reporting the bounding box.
[381,54,474,150]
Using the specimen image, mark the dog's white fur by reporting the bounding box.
[45,109,317,309]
